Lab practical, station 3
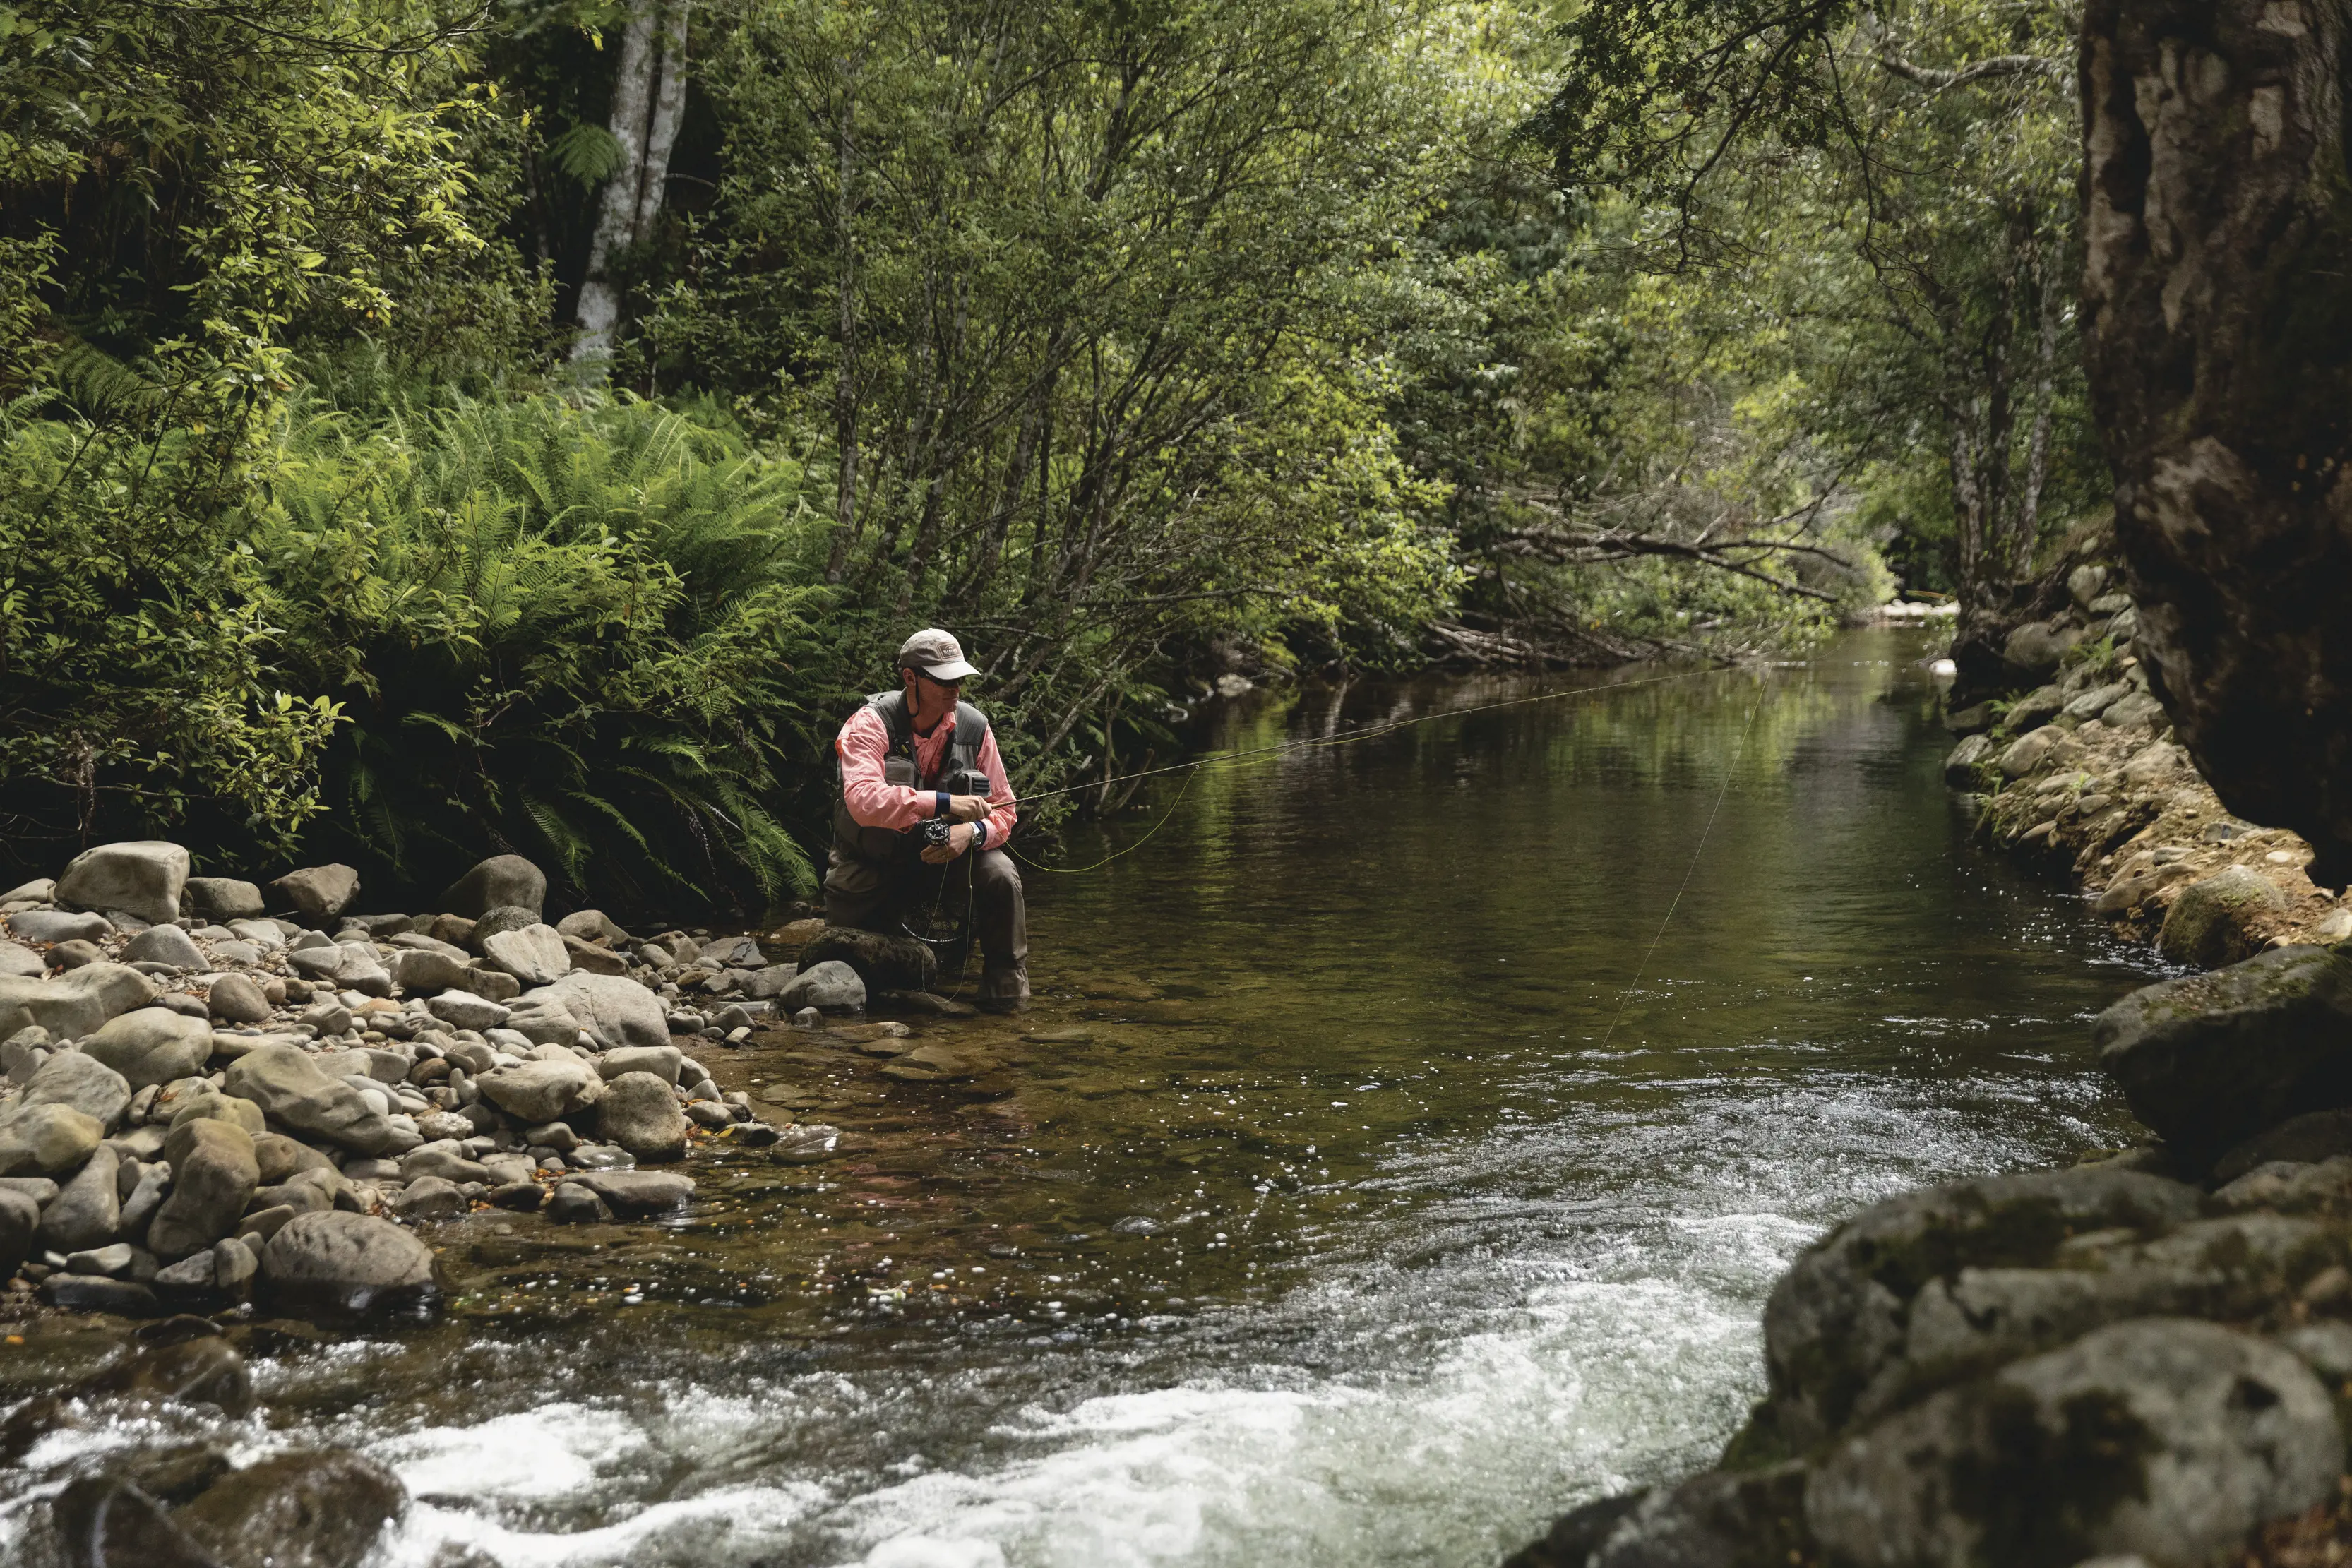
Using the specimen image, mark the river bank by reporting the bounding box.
[1505,587,2352,1565]
[1947,562,2349,962]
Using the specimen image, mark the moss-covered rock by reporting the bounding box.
[2093,945,2352,1167]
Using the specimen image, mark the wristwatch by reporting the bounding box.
[971,820,989,850]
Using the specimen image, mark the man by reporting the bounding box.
[828,628,1028,1010]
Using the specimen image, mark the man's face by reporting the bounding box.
[905,667,964,726]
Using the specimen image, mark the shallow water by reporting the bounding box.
[0,629,2163,1568]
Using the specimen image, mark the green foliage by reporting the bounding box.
[1524,0,2110,625]
[249,390,833,906]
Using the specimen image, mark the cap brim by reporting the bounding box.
[919,659,979,681]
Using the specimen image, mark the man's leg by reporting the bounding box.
[969,849,1029,1010]
[823,851,902,934]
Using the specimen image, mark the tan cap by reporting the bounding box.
[897,628,979,682]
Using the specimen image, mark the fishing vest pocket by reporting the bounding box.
[884,756,917,788]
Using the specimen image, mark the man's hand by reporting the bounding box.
[946,794,994,823]
[921,822,979,864]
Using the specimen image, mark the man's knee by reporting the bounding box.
[972,849,1022,902]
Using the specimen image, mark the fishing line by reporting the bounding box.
[1595,681,1767,1053]
[1013,763,1201,876]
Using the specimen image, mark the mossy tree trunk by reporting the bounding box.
[2079,0,2352,886]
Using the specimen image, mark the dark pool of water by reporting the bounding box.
[0,629,2163,1568]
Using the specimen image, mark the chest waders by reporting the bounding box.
[830,689,993,964]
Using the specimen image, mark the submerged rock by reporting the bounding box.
[260,1211,437,1317]
[47,1477,224,1568]
[177,1449,406,1568]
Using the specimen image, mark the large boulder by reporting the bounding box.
[780,959,866,1013]
[2157,864,2288,969]
[2094,946,2352,1166]
[36,1142,119,1252]
[83,1007,213,1089]
[0,962,157,1041]
[54,841,189,924]
[2000,619,2082,682]
[475,1055,602,1123]
[530,971,668,1052]
[15,1048,131,1128]
[556,909,628,945]
[177,1449,407,1568]
[1755,1166,2205,1452]
[795,926,936,993]
[260,1210,438,1316]
[268,864,359,922]
[482,923,569,986]
[206,973,272,1024]
[148,1120,259,1260]
[390,947,470,995]
[183,876,265,921]
[595,1072,688,1161]
[121,923,204,969]
[224,1044,407,1155]
[0,1103,103,1176]
[438,854,546,918]
[1805,1319,2339,1567]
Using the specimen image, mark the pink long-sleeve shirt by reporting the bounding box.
[836,703,1019,849]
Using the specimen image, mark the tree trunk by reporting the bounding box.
[825,79,861,584]
[2079,0,2352,885]
[572,0,688,368]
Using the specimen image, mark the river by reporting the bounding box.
[0,628,2163,1568]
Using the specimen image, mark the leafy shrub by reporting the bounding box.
[249,390,837,911]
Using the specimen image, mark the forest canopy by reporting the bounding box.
[0,0,2101,909]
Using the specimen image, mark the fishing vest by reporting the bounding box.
[831,689,991,868]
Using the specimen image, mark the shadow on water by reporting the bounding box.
[0,628,2163,1568]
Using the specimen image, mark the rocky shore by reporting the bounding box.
[1505,573,2352,1566]
[1947,563,2348,964]
[0,840,929,1567]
